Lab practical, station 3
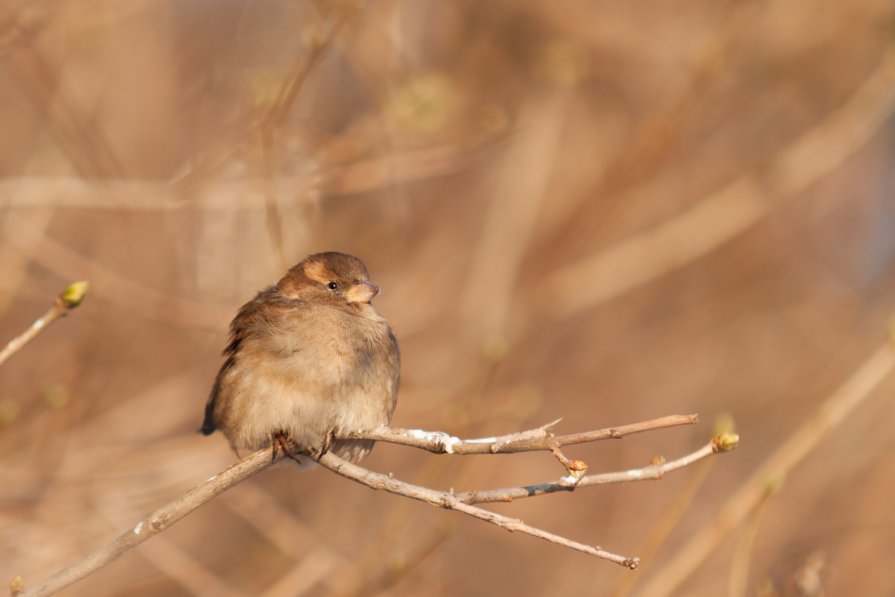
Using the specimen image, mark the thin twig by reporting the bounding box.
[262,7,354,131]
[638,342,895,597]
[727,484,775,597]
[334,357,511,596]
[351,413,698,455]
[16,416,721,596]
[258,5,356,271]
[316,452,640,568]
[612,454,716,597]
[18,449,276,597]
[545,43,895,318]
[0,140,495,209]
[0,281,88,368]
[455,437,732,504]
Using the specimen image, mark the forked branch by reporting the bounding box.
[14,417,737,597]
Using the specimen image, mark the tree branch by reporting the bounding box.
[14,417,735,597]
[316,452,640,568]
[17,449,274,597]
[455,436,734,504]
[0,281,88,368]
[350,413,698,455]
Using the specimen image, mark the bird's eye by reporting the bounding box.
[327,281,338,290]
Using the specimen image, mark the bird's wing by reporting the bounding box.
[200,286,285,435]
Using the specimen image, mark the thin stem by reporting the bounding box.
[455,439,724,504]
[316,452,640,569]
[19,450,277,597]
[0,282,88,369]
[16,415,722,596]
[351,414,698,455]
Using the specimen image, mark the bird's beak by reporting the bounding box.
[345,280,380,304]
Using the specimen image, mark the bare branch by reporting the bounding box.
[18,449,276,597]
[15,415,724,596]
[455,436,733,504]
[0,281,88,368]
[315,452,640,569]
[351,414,698,455]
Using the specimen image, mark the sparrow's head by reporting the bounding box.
[278,252,381,306]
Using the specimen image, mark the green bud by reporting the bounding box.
[60,281,89,308]
[713,432,740,453]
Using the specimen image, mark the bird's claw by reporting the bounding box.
[272,433,300,463]
[315,430,337,461]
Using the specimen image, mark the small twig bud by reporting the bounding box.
[712,432,740,453]
[59,281,89,308]
[568,459,588,473]
[10,575,25,596]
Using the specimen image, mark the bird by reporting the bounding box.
[200,252,400,463]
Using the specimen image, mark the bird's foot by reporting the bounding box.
[313,430,338,462]
[271,433,302,464]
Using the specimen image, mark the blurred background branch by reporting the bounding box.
[3,0,895,595]
[637,341,895,597]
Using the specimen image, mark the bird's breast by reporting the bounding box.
[264,307,396,391]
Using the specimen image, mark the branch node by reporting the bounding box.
[550,443,588,484]
[408,429,461,453]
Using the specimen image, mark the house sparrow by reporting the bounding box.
[201,252,400,463]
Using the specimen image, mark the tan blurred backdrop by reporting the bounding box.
[2,0,895,595]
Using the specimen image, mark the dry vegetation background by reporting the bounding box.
[2,0,895,595]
